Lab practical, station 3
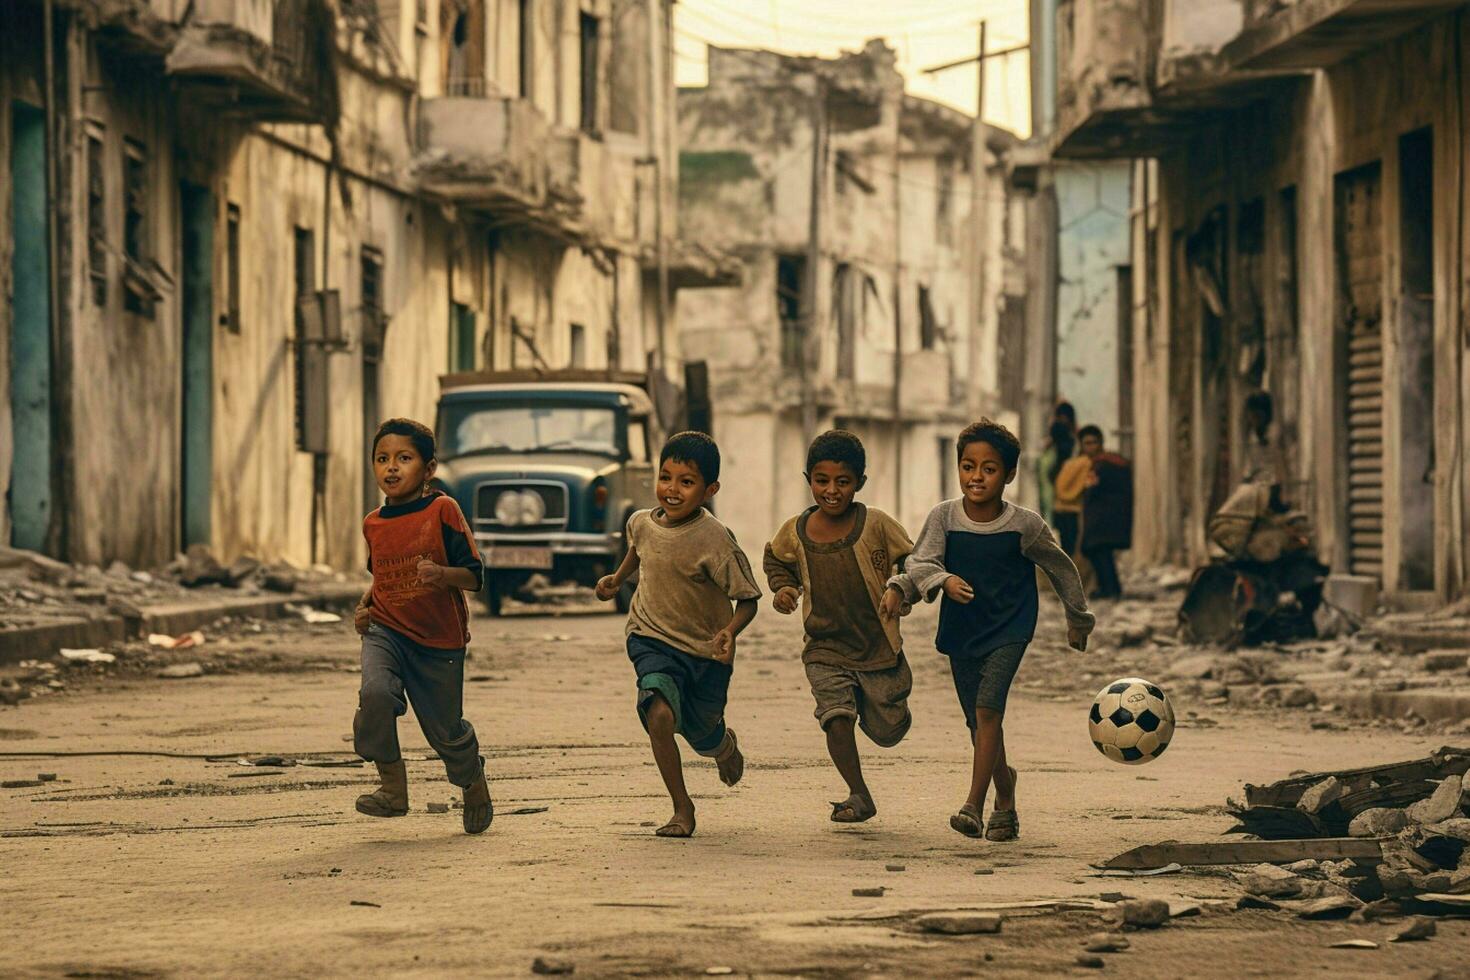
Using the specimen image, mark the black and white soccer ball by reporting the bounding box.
[1088,676,1175,765]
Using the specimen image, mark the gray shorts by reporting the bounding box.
[804,654,913,748]
[950,642,1027,723]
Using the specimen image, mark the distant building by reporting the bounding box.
[1047,0,1470,601]
[0,0,729,570]
[675,41,1027,553]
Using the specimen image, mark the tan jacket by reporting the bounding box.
[1054,456,1092,513]
[764,505,914,657]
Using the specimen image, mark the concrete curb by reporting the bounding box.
[0,584,363,667]
[1335,688,1470,725]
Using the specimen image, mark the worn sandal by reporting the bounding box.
[949,803,983,838]
[830,792,877,823]
[655,813,696,838]
[986,767,1019,841]
[714,728,744,787]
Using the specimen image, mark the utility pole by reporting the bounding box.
[648,0,669,394]
[923,23,1030,419]
[801,71,827,445]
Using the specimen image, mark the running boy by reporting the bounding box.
[883,419,1093,842]
[352,418,493,835]
[595,431,761,838]
[764,430,915,824]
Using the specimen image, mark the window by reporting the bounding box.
[518,0,534,99]
[451,302,476,372]
[579,13,600,135]
[936,157,953,247]
[569,322,587,367]
[293,227,315,450]
[86,125,105,306]
[834,263,856,379]
[777,254,806,371]
[122,139,153,316]
[225,204,241,333]
[918,284,938,350]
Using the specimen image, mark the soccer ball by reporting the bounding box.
[1088,677,1175,765]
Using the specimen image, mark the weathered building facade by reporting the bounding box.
[676,42,1026,554]
[1,0,713,572]
[1050,0,1470,601]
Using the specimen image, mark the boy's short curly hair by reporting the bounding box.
[660,430,721,484]
[373,418,437,462]
[956,418,1021,472]
[806,429,866,480]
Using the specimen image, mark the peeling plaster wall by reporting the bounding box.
[1055,160,1131,446]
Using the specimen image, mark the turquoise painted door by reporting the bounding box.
[9,103,52,552]
[179,183,214,547]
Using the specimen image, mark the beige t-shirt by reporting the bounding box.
[626,508,762,660]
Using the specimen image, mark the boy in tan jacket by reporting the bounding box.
[764,430,915,824]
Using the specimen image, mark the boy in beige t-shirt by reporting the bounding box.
[596,431,761,838]
[764,430,915,824]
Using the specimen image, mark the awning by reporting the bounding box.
[1225,0,1466,70]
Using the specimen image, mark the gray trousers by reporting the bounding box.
[354,624,482,787]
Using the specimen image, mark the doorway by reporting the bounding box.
[1397,129,1434,590]
[179,183,214,548]
[9,102,53,552]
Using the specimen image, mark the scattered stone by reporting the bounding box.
[1279,685,1318,708]
[1243,873,1304,899]
[915,912,1002,935]
[1167,654,1218,680]
[1328,939,1378,950]
[1236,895,1280,911]
[1284,859,1322,875]
[973,868,994,875]
[1296,895,1362,919]
[885,864,906,872]
[1118,624,1152,647]
[1390,918,1436,942]
[58,648,116,664]
[37,773,56,782]
[1348,808,1409,838]
[852,887,886,898]
[427,802,449,814]
[531,957,575,975]
[1083,933,1129,952]
[224,556,261,586]
[1297,777,1347,814]
[1421,650,1468,672]
[349,900,381,908]
[1406,777,1462,826]
[260,566,300,593]
[1119,898,1169,928]
[159,778,174,786]
[1429,819,1470,843]
[1076,954,1105,969]
[157,662,205,679]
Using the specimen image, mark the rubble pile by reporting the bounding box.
[1227,746,1470,913]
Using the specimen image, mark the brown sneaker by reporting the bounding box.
[355,760,408,817]
[462,760,493,835]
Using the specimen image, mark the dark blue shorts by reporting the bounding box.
[950,642,1028,725]
[627,633,731,756]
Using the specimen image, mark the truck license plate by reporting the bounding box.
[485,547,553,570]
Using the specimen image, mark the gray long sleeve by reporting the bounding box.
[1021,518,1095,633]
[888,502,952,603]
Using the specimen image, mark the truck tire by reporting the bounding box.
[480,577,503,617]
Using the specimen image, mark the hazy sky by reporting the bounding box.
[673,0,1033,138]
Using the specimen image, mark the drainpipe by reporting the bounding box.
[891,100,903,523]
[648,0,668,391]
[42,0,71,560]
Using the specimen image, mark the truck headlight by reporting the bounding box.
[495,489,545,526]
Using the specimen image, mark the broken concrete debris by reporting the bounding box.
[1082,933,1129,952]
[148,631,206,650]
[1076,954,1106,968]
[1390,917,1436,942]
[1118,898,1169,928]
[914,913,1002,935]
[851,887,886,897]
[157,662,205,679]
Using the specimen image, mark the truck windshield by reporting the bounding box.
[441,404,620,458]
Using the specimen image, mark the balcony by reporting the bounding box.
[414,96,551,213]
[1225,0,1466,70]
[164,0,329,123]
[1051,0,1292,159]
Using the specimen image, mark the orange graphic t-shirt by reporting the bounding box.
[364,491,482,650]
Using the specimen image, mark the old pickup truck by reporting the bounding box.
[431,371,658,615]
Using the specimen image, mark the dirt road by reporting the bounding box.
[1,597,1464,978]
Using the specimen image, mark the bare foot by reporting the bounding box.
[655,804,696,838]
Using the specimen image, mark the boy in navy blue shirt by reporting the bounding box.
[884,419,1093,841]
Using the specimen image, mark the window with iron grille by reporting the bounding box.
[86,125,106,306]
[122,138,153,316]
[225,204,241,333]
